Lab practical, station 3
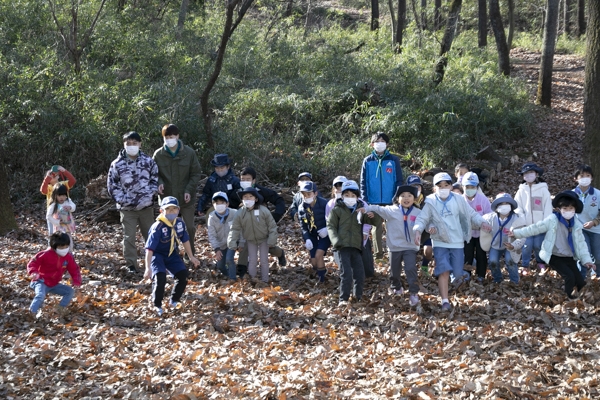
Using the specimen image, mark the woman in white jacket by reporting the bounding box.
[510,191,596,299]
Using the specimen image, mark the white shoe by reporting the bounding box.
[338,300,349,307]
[409,294,420,306]
[169,300,182,309]
[393,288,404,296]
[155,307,164,316]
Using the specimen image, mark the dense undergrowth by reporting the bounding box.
[0,0,582,205]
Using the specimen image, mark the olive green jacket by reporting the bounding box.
[228,205,278,248]
[153,140,202,206]
[327,199,381,251]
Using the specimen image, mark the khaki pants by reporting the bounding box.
[371,218,385,259]
[238,243,283,266]
[179,201,197,255]
[120,207,155,269]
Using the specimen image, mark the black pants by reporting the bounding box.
[338,247,365,301]
[464,237,488,278]
[152,270,189,308]
[549,255,586,298]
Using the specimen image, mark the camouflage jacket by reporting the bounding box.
[107,150,159,210]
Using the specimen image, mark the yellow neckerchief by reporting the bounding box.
[303,206,317,232]
[156,214,181,256]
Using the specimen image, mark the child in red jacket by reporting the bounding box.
[27,232,82,316]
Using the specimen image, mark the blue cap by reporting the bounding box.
[461,171,479,186]
[160,196,179,208]
[299,181,316,192]
[212,191,228,202]
[406,174,422,186]
[433,172,452,186]
[332,176,347,186]
[341,180,360,193]
[298,172,312,180]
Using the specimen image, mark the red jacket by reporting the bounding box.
[27,249,82,288]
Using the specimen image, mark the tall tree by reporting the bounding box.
[439,0,462,56]
[489,0,510,75]
[47,0,108,75]
[536,0,560,107]
[421,0,427,31]
[0,153,17,235]
[371,0,380,30]
[584,0,600,173]
[434,0,442,30]
[563,0,572,36]
[176,0,190,40]
[478,0,487,47]
[395,0,407,52]
[507,0,515,49]
[577,0,585,38]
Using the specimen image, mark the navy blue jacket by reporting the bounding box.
[197,169,241,213]
[297,196,328,241]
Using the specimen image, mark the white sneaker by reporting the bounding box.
[155,307,164,316]
[338,300,349,307]
[409,294,419,306]
[169,300,182,309]
[393,288,404,296]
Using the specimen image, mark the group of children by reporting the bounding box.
[28,152,600,316]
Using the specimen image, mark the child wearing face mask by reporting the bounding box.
[228,187,278,283]
[297,182,330,282]
[144,197,200,316]
[480,193,526,284]
[461,172,492,282]
[510,191,596,299]
[40,165,76,235]
[197,154,241,217]
[289,172,314,222]
[367,185,422,306]
[407,175,433,276]
[327,180,381,306]
[573,165,600,278]
[413,173,492,311]
[46,183,76,252]
[514,162,553,275]
[207,192,238,280]
[27,232,82,318]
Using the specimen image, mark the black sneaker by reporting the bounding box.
[127,265,137,273]
[278,250,287,267]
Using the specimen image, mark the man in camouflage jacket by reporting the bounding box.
[108,131,159,273]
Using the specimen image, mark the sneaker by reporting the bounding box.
[441,302,452,311]
[155,307,164,316]
[338,300,349,307]
[476,276,484,284]
[169,300,182,309]
[409,294,419,306]
[278,250,287,267]
[393,288,404,296]
[127,265,137,273]
[538,263,547,275]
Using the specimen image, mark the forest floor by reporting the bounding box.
[1,50,599,400]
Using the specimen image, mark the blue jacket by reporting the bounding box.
[360,150,403,205]
[297,196,328,241]
[197,169,241,213]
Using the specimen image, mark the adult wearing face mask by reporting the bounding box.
[196,153,241,217]
[360,132,403,260]
[108,131,159,273]
[153,124,202,255]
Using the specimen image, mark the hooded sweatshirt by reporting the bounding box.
[514,182,553,226]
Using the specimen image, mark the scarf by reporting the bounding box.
[373,149,390,179]
[302,206,317,233]
[554,211,575,254]
[164,141,181,158]
[156,214,181,256]
[400,205,414,242]
[574,186,594,202]
[435,193,453,217]
[217,209,230,224]
[492,213,513,248]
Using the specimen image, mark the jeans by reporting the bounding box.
[120,207,154,269]
[216,247,237,280]
[338,247,365,301]
[489,248,519,283]
[152,270,189,308]
[389,250,418,294]
[29,279,74,313]
[522,233,545,267]
[582,230,600,278]
[432,246,466,282]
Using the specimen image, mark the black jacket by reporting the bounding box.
[230,184,286,223]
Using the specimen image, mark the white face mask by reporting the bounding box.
[343,197,357,207]
[465,188,477,198]
[304,196,315,205]
[523,172,537,183]
[125,145,139,156]
[373,142,387,153]
[214,204,227,213]
[335,193,342,199]
[165,138,178,148]
[497,205,512,216]
[240,181,252,189]
[243,199,255,208]
[578,177,592,187]
[55,247,69,257]
[215,168,228,178]
[437,188,451,199]
[561,210,576,220]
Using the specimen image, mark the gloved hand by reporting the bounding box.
[305,239,314,250]
[318,228,328,238]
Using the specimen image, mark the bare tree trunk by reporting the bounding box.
[372,0,380,30]
[507,0,515,49]
[563,0,572,36]
[421,0,427,31]
[284,0,294,17]
[176,0,189,40]
[536,0,560,107]
[584,0,600,173]
[0,153,17,235]
[395,0,407,53]
[577,0,585,38]
[410,0,423,47]
[489,0,510,76]
[200,0,241,150]
[434,0,442,30]
[388,0,397,45]
[439,0,462,56]
[478,0,487,47]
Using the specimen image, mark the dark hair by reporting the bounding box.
[574,164,594,178]
[370,131,390,144]
[556,196,578,209]
[49,232,70,250]
[455,163,469,173]
[123,131,142,142]
[162,124,179,137]
[240,166,256,180]
[51,183,69,214]
[452,182,464,194]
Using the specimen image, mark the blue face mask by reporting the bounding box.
[165,213,177,222]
